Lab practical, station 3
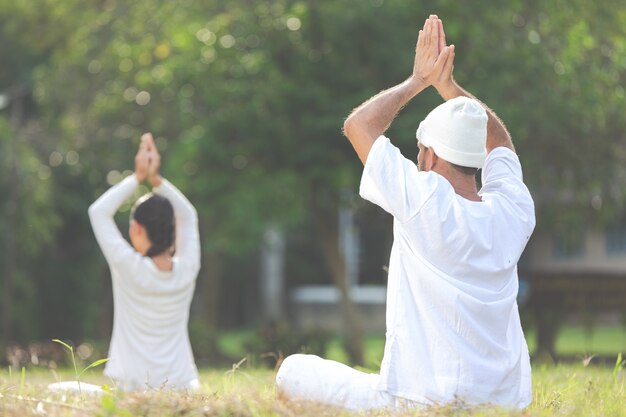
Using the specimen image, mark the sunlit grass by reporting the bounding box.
[0,361,624,417]
[218,324,626,366]
[1,327,624,416]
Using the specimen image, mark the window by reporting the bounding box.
[605,217,626,255]
[553,228,585,259]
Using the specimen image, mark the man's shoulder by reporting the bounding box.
[484,146,520,167]
[482,146,526,186]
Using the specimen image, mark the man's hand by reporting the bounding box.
[431,18,456,96]
[412,15,455,89]
[343,14,451,165]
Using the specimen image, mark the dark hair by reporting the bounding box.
[450,162,479,176]
[132,194,175,257]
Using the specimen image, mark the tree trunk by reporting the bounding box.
[311,188,364,366]
[260,224,285,322]
[533,305,561,362]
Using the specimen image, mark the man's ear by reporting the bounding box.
[428,148,439,170]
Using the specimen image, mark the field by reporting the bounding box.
[1,325,624,416]
[0,362,624,417]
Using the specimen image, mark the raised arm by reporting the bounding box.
[88,142,149,264]
[432,20,514,153]
[143,134,201,273]
[154,179,200,271]
[343,15,454,164]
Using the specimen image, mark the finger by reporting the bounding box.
[427,19,439,60]
[143,132,156,149]
[438,19,446,53]
[149,153,160,174]
[416,29,424,50]
[429,14,438,20]
[428,19,439,59]
[141,132,153,143]
[425,19,433,50]
[443,44,455,75]
[135,150,148,162]
[149,136,160,154]
[432,45,450,72]
[139,135,150,149]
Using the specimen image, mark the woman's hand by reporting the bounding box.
[141,133,163,187]
[134,138,150,183]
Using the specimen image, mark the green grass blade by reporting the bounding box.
[19,367,25,394]
[614,352,624,379]
[51,339,73,352]
[77,358,109,378]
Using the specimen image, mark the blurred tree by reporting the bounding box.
[0,115,58,345]
[0,1,62,347]
[1,0,625,364]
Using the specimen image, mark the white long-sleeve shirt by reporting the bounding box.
[88,175,201,390]
[360,136,535,408]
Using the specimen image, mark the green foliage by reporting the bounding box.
[0,117,59,343]
[0,117,58,255]
[1,0,625,345]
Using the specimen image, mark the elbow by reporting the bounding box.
[342,115,358,141]
[87,202,99,221]
[189,205,199,224]
[185,207,200,234]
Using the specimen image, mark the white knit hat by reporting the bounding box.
[416,96,488,169]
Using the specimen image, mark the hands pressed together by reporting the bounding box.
[412,15,455,93]
[134,132,162,187]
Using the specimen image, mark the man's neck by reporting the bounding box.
[434,165,481,202]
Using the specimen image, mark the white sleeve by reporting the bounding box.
[359,136,440,223]
[88,175,140,267]
[481,147,525,184]
[481,147,536,228]
[153,178,201,276]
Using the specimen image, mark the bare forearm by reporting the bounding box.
[436,80,514,152]
[343,77,428,164]
[347,78,426,136]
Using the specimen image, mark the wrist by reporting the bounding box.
[435,79,460,100]
[135,172,146,183]
[149,175,162,188]
[406,75,428,95]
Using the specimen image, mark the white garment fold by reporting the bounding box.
[359,137,535,408]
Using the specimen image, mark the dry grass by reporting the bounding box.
[0,363,624,417]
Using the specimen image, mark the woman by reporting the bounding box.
[87,133,201,391]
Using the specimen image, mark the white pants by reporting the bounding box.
[276,354,411,411]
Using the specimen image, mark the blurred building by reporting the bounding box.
[258,204,626,335]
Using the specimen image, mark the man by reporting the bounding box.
[276,15,535,410]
